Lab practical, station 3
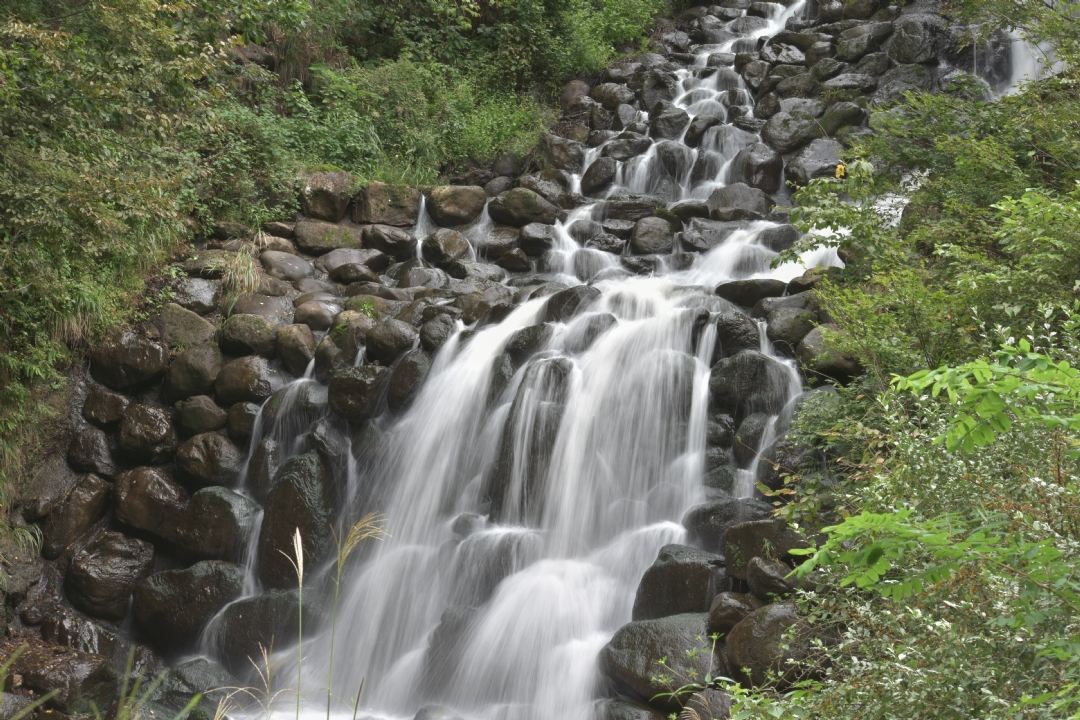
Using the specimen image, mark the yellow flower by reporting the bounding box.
[836,162,847,179]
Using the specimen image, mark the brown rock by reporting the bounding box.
[114,467,188,542]
[42,474,110,560]
[118,404,177,464]
[66,531,155,620]
[353,182,421,226]
[82,384,130,428]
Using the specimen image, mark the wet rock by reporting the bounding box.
[649,104,691,140]
[747,556,798,600]
[707,591,759,634]
[741,59,772,91]
[66,531,154,620]
[22,455,81,520]
[175,433,244,488]
[632,544,726,621]
[541,286,601,324]
[216,590,318,675]
[836,22,893,62]
[873,63,932,104]
[822,72,878,92]
[596,699,666,720]
[780,98,825,117]
[818,101,865,135]
[246,438,280,504]
[175,395,228,435]
[496,248,530,272]
[682,497,773,554]
[599,613,725,711]
[11,644,117,714]
[775,72,820,99]
[488,188,560,227]
[260,251,313,281]
[811,56,848,81]
[630,217,674,255]
[217,313,277,357]
[758,225,798,253]
[590,82,634,110]
[722,517,810,579]
[354,182,421,226]
[298,169,352,222]
[90,329,169,392]
[682,114,719,149]
[728,143,783,193]
[641,69,680,110]
[366,318,419,365]
[277,324,317,377]
[797,324,862,383]
[257,453,331,589]
[228,293,293,325]
[854,51,890,77]
[328,365,391,424]
[294,301,339,331]
[133,561,245,652]
[560,79,591,110]
[174,486,259,561]
[683,690,732,720]
[422,229,471,269]
[362,224,416,261]
[761,112,822,154]
[539,132,586,173]
[117,404,176,464]
[454,285,515,324]
[581,157,618,195]
[761,43,805,65]
[150,659,236,714]
[707,183,775,222]
[172,278,221,315]
[767,306,817,353]
[154,303,215,348]
[886,14,943,64]
[710,349,791,422]
[519,223,559,257]
[388,349,432,411]
[82,384,131,428]
[227,402,260,446]
[733,412,771,467]
[726,602,817,687]
[715,278,787,307]
[42,474,110,560]
[426,185,487,227]
[68,425,116,477]
[294,219,363,255]
[420,314,458,352]
[164,345,224,402]
[215,356,287,405]
[602,132,653,162]
[114,467,187,542]
[319,247,390,276]
[447,259,505,283]
[181,248,234,279]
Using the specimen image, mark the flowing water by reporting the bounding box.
[201,2,845,718]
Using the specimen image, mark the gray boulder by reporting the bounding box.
[328,365,391,424]
[66,531,155,620]
[277,324,317,377]
[353,182,421,226]
[887,14,944,64]
[67,425,116,477]
[214,356,287,405]
[721,517,810,579]
[631,544,726,621]
[426,185,488,226]
[42,474,110,560]
[154,303,215,347]
[132,561,245,651]
[630,217,674,255]
[90,330,169,392]
[298,169,352,222]
[388,349,432,411]
[682,496,774,554]
[649,105,690,140]
[363,224,417,260]
[260,251,313,281]
[294,219,363,254]
[175,395,228,435]
[726,603,817,688]
[164,345,224,402]
[257,453,331,589]
[219,313,278,357]
[113,467,187,542]
[422,229,471,268]
[174,486,260,562]
[175,432,244,488]
[488,188,560,227]
[707,183,774,222]
[728,143,783,193]
[762,112,822,154]
[710,349,791,420]
[708,591,759,634]
[118,404,177,464]
[581,157,618,195]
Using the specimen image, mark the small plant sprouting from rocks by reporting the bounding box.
[650,633,730,708]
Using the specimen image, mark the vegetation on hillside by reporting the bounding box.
[0,0,674,527]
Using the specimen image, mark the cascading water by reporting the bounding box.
[199,1,844,717]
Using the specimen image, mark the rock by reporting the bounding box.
[887,14,943,64]
[797,324,862,383]
[215,590,317,676]
[298,169,352,222]
[422,229,471,268]
[67,425,116,477]
[707,183,775,222]
[181,248,234,279]
[294,219,363,254]
[11,644,117,714]
[260,251,313,281]
[90,330,169,392]
[775,72,819,99]
[822,72,878,92]
[217,313,277,357]
[275,324,316,377]
[518,223,559,257]
[118,404,177,464]
[681,497,773,554]
[257,453,331,589]
[710,349,791,422]
[172,278,221,315]
[818,101,865,135]
[767,306,817,352]
[726,603,816,687]
[214,356,286,405]
[733,412,771,466]
[641,69,680,110]
[586,233,626,254]
[363,224,417,260]
[747,556,798,600]
[854,51,890,76]
[715,278,787,306]
[366,318,419,365]
[596,700,666,720]
[761,43,805,65]
[246,438,280,504]
[539,132,586,173]
[488,189,560,227]
[602,132,653,162]
[684,114,722,148]
[707,591,759,634]
[426,186,488,226]
[761,112,822,154]
[150,659,236,714]
[42,474,110,560]
[873,63,932,104]
[229,293,293,324]
[741,59,772,91]
[387,349,432,411]
[132,561,244,652]
[632,545,726,621]
[722,517,809,579]
[113,467,187,542]
[779,98,825,118]
[581,157,618,195]
[682,690,732,720]
[227,401,260,445]
[174,486,259,561]
[82,384,130,428]
[420,314,458,352]
[836,22,893,62]
[505,324,554,368]
[320,247,390,275]
[175,395,228,435]
[329,261,381,285]
[328,365,391,424]
[598,614,724,711]
[294,301,339,331]
[541,286,601,323]
[354,182,421,226]
[164,345,224,402]
[154,303,215,347]
[560,79,591,110]
[649,104,691,140]
[811,56,848,80]
[630,217,674,255]
[759,225,799,252]
[728,144,783,193]
[66,531,154,620]
[175,433,244,488]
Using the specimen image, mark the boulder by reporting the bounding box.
[257,453,331,589]
[602,133,653,162]
[299,169,352,222]
[630,217,674,255]
[591,82,635,110]
[133,561,245,652]
[541,286,601,324]
[598,613,725,711]
[761,43,805,65]
[581,157,618,195]
[154,303,215,347]
[90,330,169,392]
[766,306,817,352]
[715,278,787,306]
[328,365,391,424]
[388,349,432,411]
[632,544,726,621]
[818,101,865,135]
[320,247,390,275]
[260,251,313,281]
[872,63,932,104]
[294,219,363,255]
[172,278,221,315]
[519,223,559,257]
[595,700,666,720]
[175,433,244,488]
[295,301,340,331]
[426,186,487,227]
[118,404,177,464]
[684,114,722,147]
[641,69,680,110]
[366,318,419,365]
[363,224,417,260]
[175,395,228,435]
[709,349,791,421]
[728,143,783,193]
[707,591,759,634]
[854,51,891,76]
[741,60,772,91]
[215,590,317,676]
[775,72,820,99]
[649,105,691,140]
[149,659,236,714]
[488,189,560,227]
[822,73,879,92]
[42,474,110,560]
[214,356,287,405]
[797,324,863,383]
[712,312,761,360]
[82,384,131,428]
[277,324,317,377]
[835,22,893,62]
[721,517,810,579]
[758,225,798,253]
[539,132,586,173]
[726,603,816,687]
[11,644,117,714]
[422,229,471,268]
[229,293,293,324]
[164,345,224,402]
[420,314,458,352]
[227,402,260,446]
[67,425,116,477]
[353,182,421,226]
[706,183,775,222]
[747,556,799,600]
[810,56,848,80]
[681,497,773,554]
[886,14,943,64]
[218,313,278,357]
[66,531,155,620]
[761,112,823,154]
[174,486,260,561]
[113,466,187,543]
[733,412,771,467]
[560,79,591,110]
